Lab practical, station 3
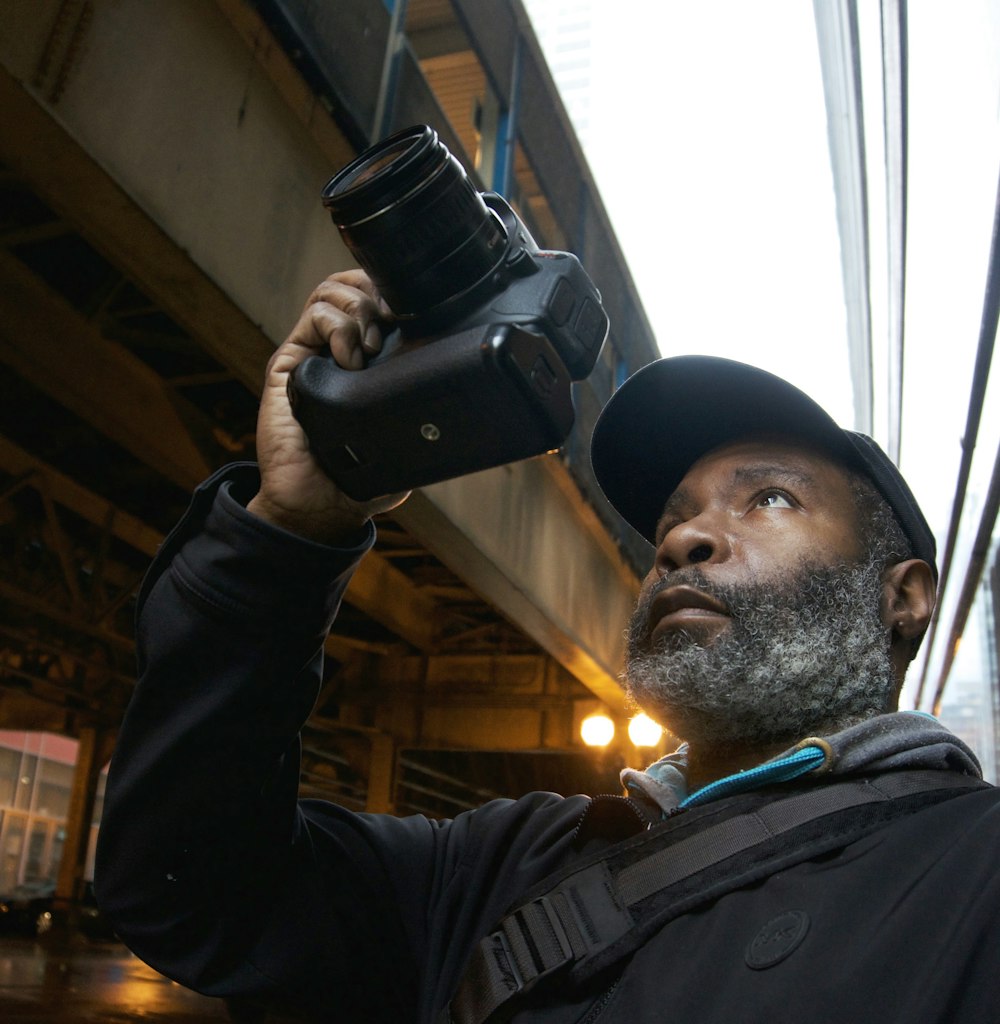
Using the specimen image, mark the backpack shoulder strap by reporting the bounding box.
[445,770,987,1024]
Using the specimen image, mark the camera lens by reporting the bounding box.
[322,126,507,318]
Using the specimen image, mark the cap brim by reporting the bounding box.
[590,355,865,545]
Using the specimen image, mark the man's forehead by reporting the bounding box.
[666,436,856,502]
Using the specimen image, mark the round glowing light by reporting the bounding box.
[581,713,615,747]
[628,713,663,747]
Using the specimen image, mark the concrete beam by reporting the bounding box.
[396,458,639,712]
[0,64,274,395]
[0,0,640,700]
[212,0,358,171]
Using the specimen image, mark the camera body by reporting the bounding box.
[287,125,609,500]
[358,190,608,380]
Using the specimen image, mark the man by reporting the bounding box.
[96,273,999,1023]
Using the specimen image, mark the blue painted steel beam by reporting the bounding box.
[372,0,410,141]
[492,32,523,195]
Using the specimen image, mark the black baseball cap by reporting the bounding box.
[590,355,938,580]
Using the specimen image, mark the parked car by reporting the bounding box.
[0,880,55,936]
[0,880,116,940]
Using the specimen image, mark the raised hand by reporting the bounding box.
[247,270,408,544]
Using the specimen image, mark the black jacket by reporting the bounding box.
[95,466,1000,1023]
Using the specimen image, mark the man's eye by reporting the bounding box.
[756,491,794,509]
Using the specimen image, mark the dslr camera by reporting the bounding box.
[288,124,609,500]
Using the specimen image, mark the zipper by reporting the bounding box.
[571,794,654,846]
[576,981,620,1024]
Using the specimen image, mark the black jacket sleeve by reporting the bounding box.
[94,465,589,1022]
[94,464,399,1011]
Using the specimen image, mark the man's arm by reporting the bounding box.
[94,273,423,1013]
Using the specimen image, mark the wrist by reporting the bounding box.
[246,493,372,547]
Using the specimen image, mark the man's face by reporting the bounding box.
[639,439,864,638]
[625,439,897,748]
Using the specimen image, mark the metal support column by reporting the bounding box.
[931,442,1000,716]
[880,0,908,463]
[53,726,104,932]
[492,32,523,195]
[913,164,1000,708]
[372,0,410,142]
[813,0,874,435]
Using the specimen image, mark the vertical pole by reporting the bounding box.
[372,0,410,143]
[53,726,102,931]
[880,0,908,464]
[492,32,523,195]
[476,92,502,186]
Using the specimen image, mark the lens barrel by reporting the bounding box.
[322,126,507,318]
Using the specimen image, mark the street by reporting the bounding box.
[0,936,230,1023]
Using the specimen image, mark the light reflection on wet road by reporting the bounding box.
[0,936,230,1022]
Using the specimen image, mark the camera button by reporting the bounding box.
[547,278,576,327]
[575,298,607,352]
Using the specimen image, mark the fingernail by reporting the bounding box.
[349,347,364,370]
[364,323,383,353]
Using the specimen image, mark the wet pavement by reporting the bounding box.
[0,935,230,1022]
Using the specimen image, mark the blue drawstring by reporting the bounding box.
[679,745,827,808]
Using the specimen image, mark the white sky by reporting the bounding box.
[527,1,1000,740]
[585,0,853,425]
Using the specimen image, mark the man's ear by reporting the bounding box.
[880,559,936,645]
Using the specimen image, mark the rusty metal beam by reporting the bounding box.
[0,432,450,652]
[36,474,85,613]
[343,549,450,652]
[0,250,217,490]
[0,623,134,689]
[0,436,163,556]
[0,580,134,654]
[341,691,578,710]
[0,658,129,722]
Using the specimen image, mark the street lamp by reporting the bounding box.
[628,713,663,747]
[580,713,615,747]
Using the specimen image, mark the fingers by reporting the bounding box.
[300,271,392,369]
[270,271,392,379]
[319,268,392,315]
[249,271,405,544]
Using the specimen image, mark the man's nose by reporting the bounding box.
[653,513,731,575]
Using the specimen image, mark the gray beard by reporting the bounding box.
[624,558,897,749]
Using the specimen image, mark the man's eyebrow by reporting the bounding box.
[655,462,821,539]
[729,463,819,490]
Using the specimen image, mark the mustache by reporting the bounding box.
[642,567,720,607]
[636,567,737,619]
[630,567,732,649]
[629,556,881,654]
